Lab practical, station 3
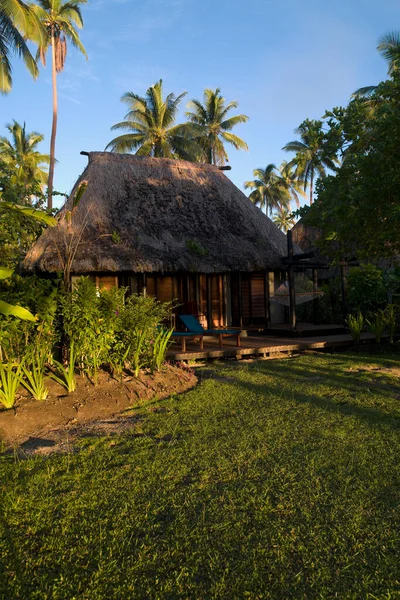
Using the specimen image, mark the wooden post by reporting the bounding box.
[154,274,159,300]
[195,274,201,317]
[206,274,213,329]
[264,271,271,328]
[340,265,348,324]
[238,272,243,328]
[312,268,318,325]
[248,274,253,326]
[219,275,224,326]
[287,231,296,331]
[142,273,147,297]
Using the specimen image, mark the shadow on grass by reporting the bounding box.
[205,357,400,430]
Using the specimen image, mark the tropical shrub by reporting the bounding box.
[49,343,77,393]
[0,275,59,362]
[346,313,365,345]
[151,327,174,372]
[21,350,48,401]
[384,304,399,344]
[0,361,23,409]
[61,278,121,384]
[347,264,386,314]
[367,311,386,343]
[61,279,175,381]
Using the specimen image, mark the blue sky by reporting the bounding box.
[1,0,399,208]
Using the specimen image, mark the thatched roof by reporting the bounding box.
[25,152,288,274]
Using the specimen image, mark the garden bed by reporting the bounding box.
[0,364,197,451]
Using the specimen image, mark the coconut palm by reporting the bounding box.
[353,31,400,101]
[0,0,41,92]
[244,164,291,215]
[279,160,306,209]
[33,0,87,210]
[106,80,201,161]
[273,207,295,233]
[283,119,338,205]
[185,88,248,165]
[0,120,50,191]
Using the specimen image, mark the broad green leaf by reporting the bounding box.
[0,300,37,321]
[0,202,57,226]
[0,268,14,280]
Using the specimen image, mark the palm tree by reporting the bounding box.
[185,88,248,165]
[377,31,400,75]
[279,160,306,209]
[106,80,201,161]
[33,0,87,210]
[244,164,291,215]
[0,120,50,192]
[273,207,295,233]
[0,0,41,92]
[353,31,400,101]
[282,119,338,205]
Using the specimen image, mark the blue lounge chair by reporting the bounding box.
[172,331,203,353]
[178,315,241,348]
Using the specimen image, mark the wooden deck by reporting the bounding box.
[168,331,377,362]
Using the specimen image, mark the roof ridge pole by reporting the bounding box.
[287,230,296,331]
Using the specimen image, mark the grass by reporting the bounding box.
[1,351,400,599]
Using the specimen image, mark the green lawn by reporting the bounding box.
[1,352,399,599]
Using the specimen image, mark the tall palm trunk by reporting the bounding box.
[309,167,314,205]
[47,30,57,211]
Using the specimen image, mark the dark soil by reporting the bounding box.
[0,364,197,454]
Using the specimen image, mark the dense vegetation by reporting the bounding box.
[1,352,399,598]
[0,276,174,407]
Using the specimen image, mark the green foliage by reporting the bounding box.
[245,163,292,215]
[303,74,400,260]
[346,313,365,345]
[21,351,48,401]
[0,0,40,93]
[185,239,208,257]
[106,79,201,161]
[61,278,118,384]
[0,361,23,408]
[384,304,399,344]
[151,327,173,372]
[61,279,174,381]
[186,87,248,165]
[347,264,386,314]
[116,294,175,375]
[283,118,339,205]
[0,275,58,362]
[367,311,386,343]
[50,343,77,393]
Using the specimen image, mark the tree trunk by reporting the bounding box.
[47,33,58,212]
[310,167,314,205]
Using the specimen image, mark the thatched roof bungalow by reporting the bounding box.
[25,152,289,328]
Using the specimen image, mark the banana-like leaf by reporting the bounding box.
[0,202,57,226]
[0,300,37,321]
[0,268,14,280]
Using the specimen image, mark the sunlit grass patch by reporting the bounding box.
[0,351,399,599]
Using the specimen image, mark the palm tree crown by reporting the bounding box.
[106,79,200,161]
[244,164,292,215]
[273,207,295,233]
[186,88,248,165]
[33,0,87,210]
[0,0,40,92]
[283,119,338,205]
[377,31,400,75]
[0,120,50,189]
